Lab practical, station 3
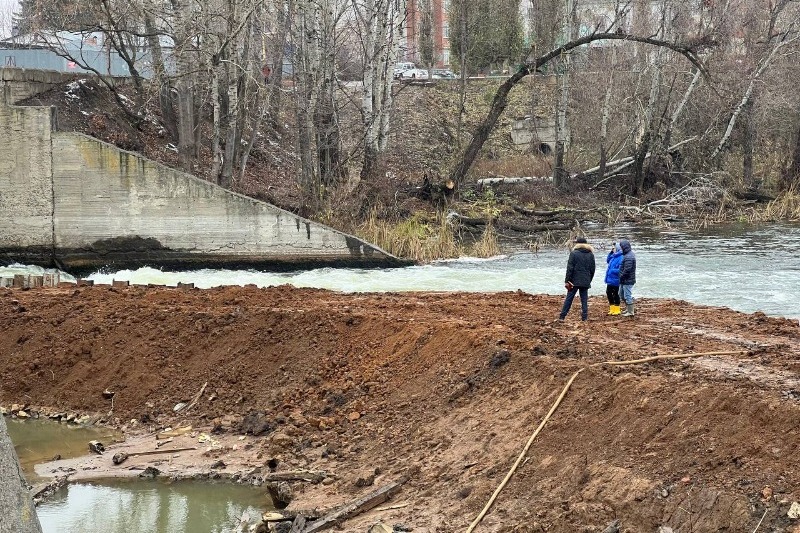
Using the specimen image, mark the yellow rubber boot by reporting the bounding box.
[610,305,621,315]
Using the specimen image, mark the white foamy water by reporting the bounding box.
[2,223,799,318]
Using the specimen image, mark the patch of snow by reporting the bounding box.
[166,143,178,152]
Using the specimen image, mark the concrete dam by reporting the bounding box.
[0,68,402,274]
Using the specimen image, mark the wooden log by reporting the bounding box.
[302,477,408,533]
[262,470,327,483]
[290,515,306,533]
[476,176,553,185]
[450,213,570,233]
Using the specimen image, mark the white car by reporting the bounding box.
[400,68,429,80]
[393,62,416,79]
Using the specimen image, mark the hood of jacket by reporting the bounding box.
[619,239,632,254]
[573,243,594,253]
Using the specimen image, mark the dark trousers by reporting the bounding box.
[606,285,620,305]
[560,287,588,321]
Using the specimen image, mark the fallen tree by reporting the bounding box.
[448,32,708,187]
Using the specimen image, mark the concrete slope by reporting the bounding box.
[0,68,403,273]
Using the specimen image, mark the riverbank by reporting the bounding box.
[2,285,800,532]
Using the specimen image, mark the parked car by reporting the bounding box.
[393,62,416,79]
[431,69,457,79]
[400,68,429,80]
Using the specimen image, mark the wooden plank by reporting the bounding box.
[302,477,408,533]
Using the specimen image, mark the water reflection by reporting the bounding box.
[36,480,266,533]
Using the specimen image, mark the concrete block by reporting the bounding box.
[12,275,26,288]
[177,282,194,290]
[42,273,59,287]
[30,275,43,288]
[111,280,129,288]
[76,279,94,287]
[0,277,11,287]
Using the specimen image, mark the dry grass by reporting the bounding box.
[751,187,800,221]
[470,223,501,258]
[356,211,463,262]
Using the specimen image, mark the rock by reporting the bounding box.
[788,501,800,519]
[448,382,470,402]
[112,452,129,465]
[266,481,293,509]
[262,512,287,522]
[660,488,669,498]
[657,527,675,533]
[210,460,226,470]
[51,454,61,461]
[322,477,335,486]
[88,440,105,454]
[761,485,773,501]
[0,406,7,416]
[318,416,337,430]
[76,415,91,425]
[393,524,413,532]
[490,349,510,368]
[10,403,22,412]
[270,432,294,448]
[173,402,187,412]
[355,471,375,487]
[16,410,30,419]
[347,411,361,422]
[139,466,160,479]
[602,519,620,533]
[368,524,393,533]
[288,412,308,426]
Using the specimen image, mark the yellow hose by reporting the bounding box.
[465,349,748,532]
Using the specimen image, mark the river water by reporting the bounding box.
[6,419,266,533]
[50,222,798,319]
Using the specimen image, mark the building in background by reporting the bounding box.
[403,0,450,67]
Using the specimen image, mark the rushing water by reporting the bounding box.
[6,419,267,533]
[42,222,796,319]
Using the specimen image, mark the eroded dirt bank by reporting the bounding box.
[1,285,800,532]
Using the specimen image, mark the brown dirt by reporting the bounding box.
[1,285,800,532]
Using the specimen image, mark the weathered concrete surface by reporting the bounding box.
[0,70,403,272]
[0,415,43,533]
[1,67,82,104]
[0,89,54,263]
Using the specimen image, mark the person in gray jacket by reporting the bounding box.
[618,239,637,317]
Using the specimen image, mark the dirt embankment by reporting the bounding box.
[1,285,800,532]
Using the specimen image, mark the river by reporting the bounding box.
[10,222,787,319]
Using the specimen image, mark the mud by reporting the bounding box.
[1,285,799,532]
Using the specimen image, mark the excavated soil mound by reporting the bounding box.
[1,286,799,532]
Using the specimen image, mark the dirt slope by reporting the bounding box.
[1,286,799,532]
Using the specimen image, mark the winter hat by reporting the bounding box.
[575,236,588,244]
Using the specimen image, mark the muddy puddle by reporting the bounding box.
[36,479,266,533]
[7,419,269,533]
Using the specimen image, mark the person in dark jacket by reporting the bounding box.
[605,242,623,315]
[559,236,596,321]
[618,239,637,317]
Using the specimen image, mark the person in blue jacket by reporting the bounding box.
[605,242,623,315]
[618,239,637,317]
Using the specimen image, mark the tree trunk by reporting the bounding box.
[447,31,705,186]
[782,123,800,190]
[143,6,178,140]
[0,416,43,533]
[456,0,468,148]
[553,0,574,188]
[742,100,754,186]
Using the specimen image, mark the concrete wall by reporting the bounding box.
[0,70,400,272]
[0,93,53,256]
[1,68,83,103]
